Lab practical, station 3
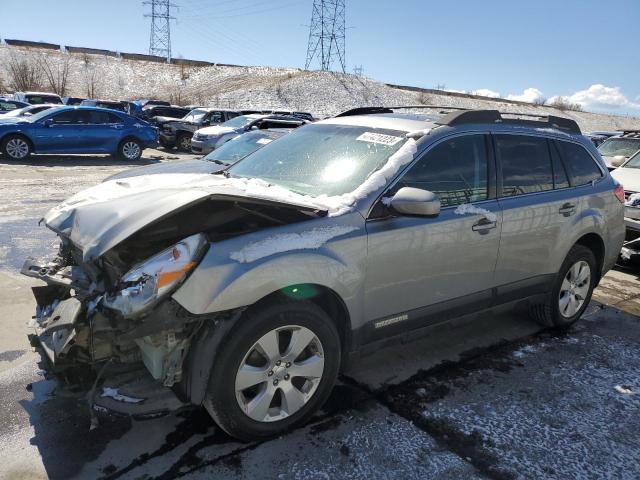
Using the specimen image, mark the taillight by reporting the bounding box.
[614,184,625,204]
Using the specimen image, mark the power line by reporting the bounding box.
[305,0,346,73]
[143,0,176,62]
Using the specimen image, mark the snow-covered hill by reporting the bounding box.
[1,44,639,133]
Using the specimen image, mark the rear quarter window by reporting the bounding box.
[496,135,554,196]
[556,141,603,186]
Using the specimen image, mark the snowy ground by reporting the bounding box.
[2,44,640,132]
[0,151,640,479]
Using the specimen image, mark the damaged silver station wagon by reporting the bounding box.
[24,107,625,440]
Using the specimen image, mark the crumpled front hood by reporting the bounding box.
[43,173,325,262]
[103,159,224,182]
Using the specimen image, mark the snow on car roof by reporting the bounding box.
[320,112,437,132]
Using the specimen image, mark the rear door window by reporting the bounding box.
[395,134,489,207]
[496,135,554,196]
[556,141,603,186]
[51,110,82,124]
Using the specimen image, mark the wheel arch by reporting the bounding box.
[1,131,34,150]
[182,283,353,406]
[573,232,605,283]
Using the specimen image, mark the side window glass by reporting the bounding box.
[549,141,570,189]
[207,112,223,124]
[395,135,488,207]
[497,135,553,196]
[86,111,110,124]
[108,113,123,124]
[51,111,80,124]
[557,141,603,186]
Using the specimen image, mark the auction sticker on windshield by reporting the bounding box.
[256,138,273,145]
[356,132,403,146]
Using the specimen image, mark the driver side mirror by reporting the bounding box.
[42,118,53,128]
[388,187,440,217]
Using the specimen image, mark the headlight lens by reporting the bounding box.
[104,233,207,317]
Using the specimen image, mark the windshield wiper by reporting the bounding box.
[210,159,231,166]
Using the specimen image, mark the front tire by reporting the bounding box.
[118,139,143,161]
[177,133,192,152]
[530,244,597,328]
[2,135,31,160]
[204,300,341,441]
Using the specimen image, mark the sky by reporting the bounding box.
[1,0,639,115]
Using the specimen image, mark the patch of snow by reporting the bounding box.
[512,344,545,359]
[100,387,144,404]
[453,203,498,222]
[614,385,636,395]
[406,128,432,139]
[625,193,640,207]
[229,226,358,263]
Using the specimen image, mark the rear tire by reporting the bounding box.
[204,300,340,442]
[118,139,143,161]
[1,135,31,160]
[530,244,597,328]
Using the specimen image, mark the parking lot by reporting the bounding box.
[0,151,638,479]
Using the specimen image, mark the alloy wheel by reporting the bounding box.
[235,325,325,422]
[122,141,141,160]
[559,260,591,318]
[6,138,29,159]
[179,136,191,150]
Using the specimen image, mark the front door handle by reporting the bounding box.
[472,218,497,232]
[559,203,576,216]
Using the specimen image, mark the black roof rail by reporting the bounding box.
[436,109,581,134]
[334,107,394,117]
[334,105,468,118]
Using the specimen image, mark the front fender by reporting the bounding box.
[171,215,366,326]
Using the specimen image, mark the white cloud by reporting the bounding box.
[471,88,501,98]
[443,88,467,94]
[563,84,640,111]
[507,88,545,103]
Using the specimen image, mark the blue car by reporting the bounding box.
[0,106,158,161]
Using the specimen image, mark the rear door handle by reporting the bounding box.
[559,203,576,216]
[472,218,497,232]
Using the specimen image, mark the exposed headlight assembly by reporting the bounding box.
[103,233,208,318]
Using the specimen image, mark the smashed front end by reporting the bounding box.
[23,233,209,416]
[22,190,323,418]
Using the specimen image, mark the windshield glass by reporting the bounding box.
[598,138,640,157]
[227,123,409,196]
[222,115,259,129]
[26,95,62,105]
[183,109,207,122]
[623,151,640,169]
[204,130,286,165]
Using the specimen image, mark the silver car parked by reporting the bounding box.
[23,107,624,441]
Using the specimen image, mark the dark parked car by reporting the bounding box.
[139,99,171,107]
[80,99,128,113]
[0,99,29,114]
[143,105,192,124]
[104,129,290,181]
[63,97,87,106]
[159,108,243,150]
[13,91,64,105]
[0,106,158,161]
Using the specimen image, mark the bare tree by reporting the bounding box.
[85,66,100,99]
[547,96,583,112]
[5,51,42,91]
[533,96,547,106]
[39,54,71,96]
